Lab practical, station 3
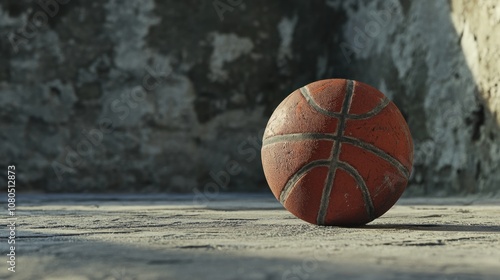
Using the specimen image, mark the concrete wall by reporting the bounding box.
[0,0,498,195]
[336,0,500,195]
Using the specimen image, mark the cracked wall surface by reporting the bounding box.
[337,0,500,195]
[0,0,498,195]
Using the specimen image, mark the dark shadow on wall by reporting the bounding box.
[332,0,499,196]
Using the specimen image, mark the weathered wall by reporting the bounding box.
[449,0,500,195]
[336,0,500,195]
[0,0,498,195]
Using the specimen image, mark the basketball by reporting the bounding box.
[261,79,414,226]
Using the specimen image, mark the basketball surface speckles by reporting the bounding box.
[261,79,413,226]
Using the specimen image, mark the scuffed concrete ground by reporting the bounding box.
[1,193,500,280]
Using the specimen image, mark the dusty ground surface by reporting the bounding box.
[1,193,499,280]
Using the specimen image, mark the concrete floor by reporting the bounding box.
[1,193,499,280]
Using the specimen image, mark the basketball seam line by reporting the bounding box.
[277,158,376,222]
[337,162,375,220]
[346,97,390,120]
[262,133,339,146]
[262,133,410,178]
[341,136,410,178]
[300,87,342,118]
[278,160,330,204]
[300,87,390,120]
[316,80,354,225]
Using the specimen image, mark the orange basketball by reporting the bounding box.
[261,79,413,226]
